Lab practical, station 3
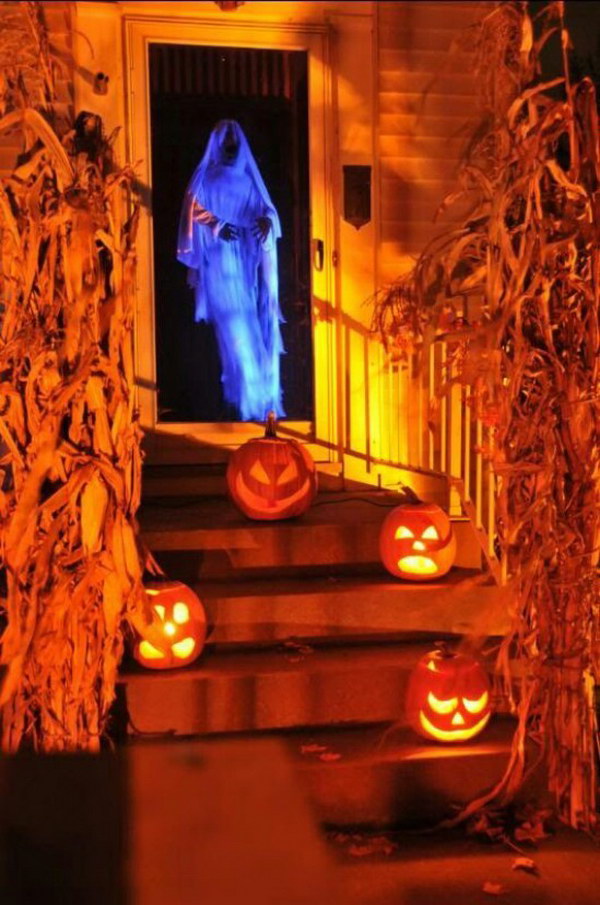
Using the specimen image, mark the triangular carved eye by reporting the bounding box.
[277,461,297,484]
[153,604,166,621]
[249,459,271,484]
[395,525,414,539]
[422,525,439,540]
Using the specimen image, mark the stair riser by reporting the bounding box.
[299,748,510,828]
[122,666,508,738]
[200,581,506,647]
[125,667,410,736]
[150,520,482,580]
[142,466,343,498]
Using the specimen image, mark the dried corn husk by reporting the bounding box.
[0,2,146,751]
[373,2,600,829]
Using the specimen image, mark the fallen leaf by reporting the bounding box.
[467,810,505,841]
[347,835,396,858]
[512,856,539,875]
[281,639,314,654]
[514,822,550,843]
[280,639,315,662]
[483,881,506,896]
[514,806,553,843]
[300,743,328,755]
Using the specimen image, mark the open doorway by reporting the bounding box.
[149,44,312,424]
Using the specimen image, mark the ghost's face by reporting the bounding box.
[221,123,240,165]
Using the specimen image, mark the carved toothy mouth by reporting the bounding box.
[138,637,196,662]
[397,555,438,575]
[418,710,491,742]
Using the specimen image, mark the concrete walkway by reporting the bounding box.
[1,735,597,904]
[336,827,600,905]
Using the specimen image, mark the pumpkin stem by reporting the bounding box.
[264,411,277,438]
[434,640,454,659]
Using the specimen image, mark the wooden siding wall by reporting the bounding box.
[377,0,492,282]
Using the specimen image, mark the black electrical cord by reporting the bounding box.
[142,493,417,511]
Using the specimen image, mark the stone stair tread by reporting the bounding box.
[129,569,506,647]
[120,640,457,686]
[140,491,469,545]
[198,567,484,599]
[281,718,514,767]
[198,569,507,644]
[141,491,484,574]
[140,492,405,539]
[127,718,514,765]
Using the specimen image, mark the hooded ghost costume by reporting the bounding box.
[177,120,285,421]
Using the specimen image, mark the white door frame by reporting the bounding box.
[122,12,338,464]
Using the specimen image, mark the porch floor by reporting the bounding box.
[3,734,597,905]
[338,826,600,905]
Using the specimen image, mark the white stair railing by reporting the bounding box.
[342,320,500,575]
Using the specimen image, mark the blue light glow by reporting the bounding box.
[177,120,285,421]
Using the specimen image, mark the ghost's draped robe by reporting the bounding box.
[178,160,285,422]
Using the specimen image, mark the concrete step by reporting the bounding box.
[195,570,506,646]
[289,719,517,829]
[120,641,508,738]
[143,464,228,498]
[140,492,483,579]
[125,720,520,831]
[142,462,344,498]
[141,428,340,474]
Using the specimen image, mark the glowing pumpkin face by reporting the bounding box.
[226,416,317,521]
[133,581,206,670]
[379,502,456,580]
[406,650,492,743]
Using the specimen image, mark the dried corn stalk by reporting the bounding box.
[0,2,146,751]
[373,1,600,828]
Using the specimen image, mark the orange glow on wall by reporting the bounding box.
[406,649,492,743]
[134,581,206,670]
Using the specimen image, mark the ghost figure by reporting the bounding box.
[177,120,285,421]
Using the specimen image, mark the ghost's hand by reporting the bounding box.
[252,217,272,242]
[218,222,240,242]
[192,202,218,228]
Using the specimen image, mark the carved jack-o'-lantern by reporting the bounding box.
[406,649,492,743]
[226,414,317,520]
[379,502,456,580]
[134,581,206,670]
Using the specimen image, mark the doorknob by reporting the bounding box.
[312,238,324,272]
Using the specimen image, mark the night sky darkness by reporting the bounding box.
[535,1,600,75]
